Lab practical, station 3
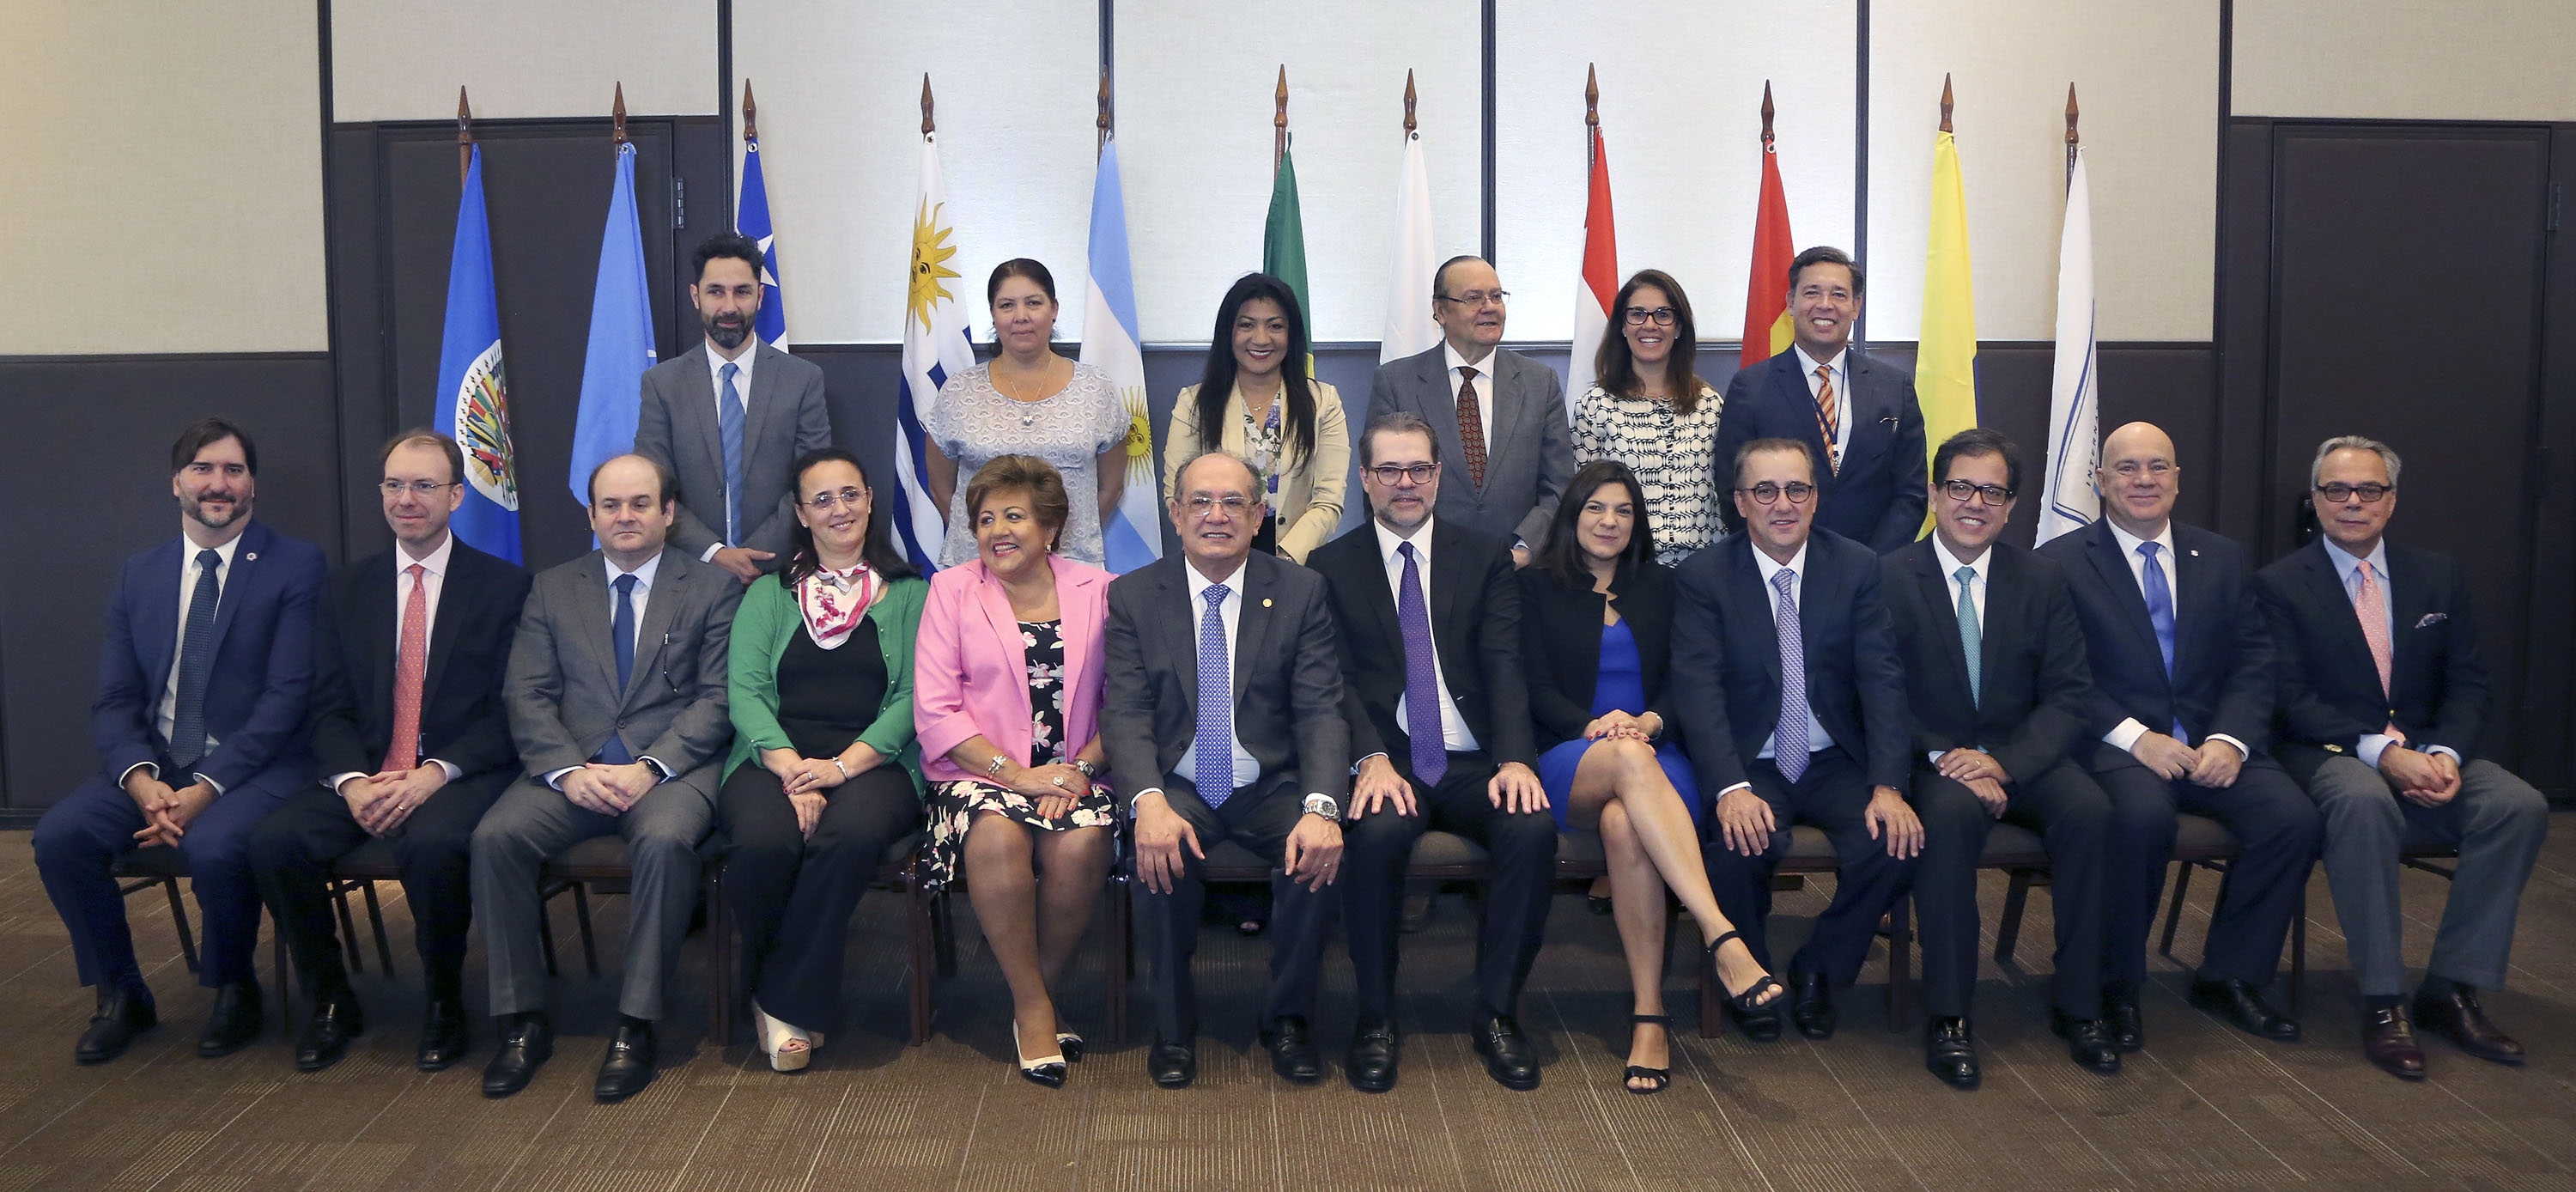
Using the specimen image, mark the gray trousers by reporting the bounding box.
[2306,756,2548,996]
[470,770,714,1021]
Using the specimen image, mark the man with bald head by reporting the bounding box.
[471,453,740,1103]
[2037,423,2319,1054]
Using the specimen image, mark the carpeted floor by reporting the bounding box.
[0,819,2572,1191]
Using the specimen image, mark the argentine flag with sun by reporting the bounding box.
[896,134,973,572]
[1081,139,1162,573]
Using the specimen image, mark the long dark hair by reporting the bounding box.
[1592,268,1706,417]
[1193,273,1315,463]
[1536,459,1656,587]
[780,447,918,588]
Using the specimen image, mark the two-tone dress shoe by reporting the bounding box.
[294,991,365,1072]
[1789,970,1836,1040]
[1260,1017,1322,1085]
[1924,1016,1979,1089]
[481,1013,554,1098]
[1346,1019,1400,1092]
[2413,985,2525,1066]
[1471,1015,1540,1091]
[2190,978,2300,1041]
[2361,1005,2427,1080]
[197,981,264,1058]
[2049,1009,2122,1073]
[2101,982,2145,1052]
[76,983,157,1065]
[593,1019,658,1102]
[416,998,471,1072]
[1147,1035,1197,1089]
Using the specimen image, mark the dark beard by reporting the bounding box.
[705,316,751,350]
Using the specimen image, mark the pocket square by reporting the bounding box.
[2414,612,2448,629]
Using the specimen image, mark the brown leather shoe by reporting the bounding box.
[2413,986,2525,1066]
[2361,1006,2427,1080]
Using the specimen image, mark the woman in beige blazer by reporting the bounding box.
[1163,273,1349,563]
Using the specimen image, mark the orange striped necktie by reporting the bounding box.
[1812,363,1842,475]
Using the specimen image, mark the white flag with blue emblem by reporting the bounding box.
[896,134,973,572]
[2038,147,2099,544]
[1081,140,1161,573]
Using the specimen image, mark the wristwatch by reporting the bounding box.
[1301,793,1342,823]
[1072,757,1098,778]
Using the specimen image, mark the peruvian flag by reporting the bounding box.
[1564,124,1619,413]
[1741,109,1796,372]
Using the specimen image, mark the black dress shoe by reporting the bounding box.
[1147,1035,1197,1089]
[294,991,366,1073]
[593,1019,659,1103]
[1260,1017,1322,1085]
[1731,1001,1783,1042]
[197,981,264,1058]
[2190,978,2300,1042]
[1471,1015,1540,1091]
[76,983,156,1065]
[2362,1006,2427,1080]
[416,998,471,1072]
[2100,982,2145,1053]
[1789,970,1835,1041]
[481,1013,554,1098]
[2413,985,2525,1066]
[1924,1016,1979,1089]
[2050,1009,2123,1074]
[1346,1019,1399,1093]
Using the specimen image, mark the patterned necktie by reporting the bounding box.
[1771,568,1811,782]
[1398,543,1448,787]
[601,573,638,765]
[2353,561,2406,743]
[1194,583,1234,806]
[2138,542,2186,741]
[1954,565,1983,709]
[168,548,223,769]
[1812,363,1842,476]
[719,361,746,544]
[381,563,429,773]
[1455,365,1488,490]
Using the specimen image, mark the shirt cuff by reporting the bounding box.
[1927,751,1945,767]
[193,773,227,797]
[701,542,726,563]
[2422,744,2461,763]
[2358,733,2397,769]
[638,756,673,782]
[325,771,368,794]
[1132,788,1165,808]
[426,757,465,784]
[2105,718,2150,753]
[544,765,582,790]
[1350,751,1388,775]
[1715,781,1753,799]
[2206,734,2249,760]
[119,761,159,787]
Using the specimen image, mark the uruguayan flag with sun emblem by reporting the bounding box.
[434,144,520,562]
[1080,139,1162,573]
[896,133,972,572]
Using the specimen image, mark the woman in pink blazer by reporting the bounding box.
[914,456,1115,1087]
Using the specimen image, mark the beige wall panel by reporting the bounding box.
[2235,0,2576,120]
[332,0,714,121]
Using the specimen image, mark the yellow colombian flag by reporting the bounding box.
[1915,126,1978,538]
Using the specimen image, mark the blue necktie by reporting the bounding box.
[168,548,223,769]
[600,573,638,765]
[2138,542,2187,741]
[1194,583,1233,806]
[1954,565,1983,709]
[719,362,745,544]
[1397,543,1448,787]
[1772,568,1811,782]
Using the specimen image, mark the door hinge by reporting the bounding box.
[673,178,688,230]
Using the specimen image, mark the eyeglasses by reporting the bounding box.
[2316,482,2393,502]
[1436,289,1509,308]
[804,487,868,510]
[1735,482,1817,505]
[1182,494,1255,515]
[1623,307,1677,326]
[379,480,456,497]
[2108,460,2176,479]
[1940,480,2014,506]
[1366,463,1438,487]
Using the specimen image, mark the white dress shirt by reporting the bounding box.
[544,550,671,789]
[1170,557,1261,795]
[1748,541,1835,763]
[325,532,466,792]
[1928,536,1990,765]
[1374,518,1479,756]
[2321,536,2451,767]
[131,527,244,791]
[2100,520,2246,760]
[1791,344,1856,456]
[1443,340,1498,452]
[702,339,758,559]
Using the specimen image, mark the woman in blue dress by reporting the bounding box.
[1522,460,1782,1094]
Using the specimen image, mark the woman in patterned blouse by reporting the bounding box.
[1571,269,1723,567]
[1163,272,1350,563]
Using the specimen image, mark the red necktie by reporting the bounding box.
[1455,365,1488,489]
[381,563,428,773]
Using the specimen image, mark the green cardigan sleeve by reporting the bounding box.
[855,578,927,790]
[724,575,927,794]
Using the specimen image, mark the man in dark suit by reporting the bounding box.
[1367,255,1577,562]
[1714,246,1927,552]
[1103,450,1348,1092]
[2257,435,2548,1080]
[35,417,327,1063]
[470,454,738,1103]
[1886,429,2117,1086]
[635,231,832,584]
[1311,411,1558,1093]
[2036,421,2319,1053]
[247,431,532,1073]
[1673,436,1917,1043]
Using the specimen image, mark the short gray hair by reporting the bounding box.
[1171,449,1261,499]
[2309,435,2402,490]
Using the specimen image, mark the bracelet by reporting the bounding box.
[986,754,1009,778]
[830,757,849,779]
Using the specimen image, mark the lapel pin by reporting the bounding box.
[245,552,258,562]
[1261,598,1273,608]
[2189,550,2199,556]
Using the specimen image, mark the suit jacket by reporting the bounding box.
[1714,347,1927,552]
[1879,538,2091,783]
[307,539,532,782]
[1365,345,1576,547]
[915,555,1113,783]
[634,341,834,562]
[2255,539,2490,783]
[2035,520,2275,771]
[1100,551,1349,810]
[1668,529,1909,794]
[504,548,741,794]
[1518,557,1679,755]
[1309,519,1536,775]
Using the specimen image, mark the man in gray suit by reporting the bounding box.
[635,231,832,583]
[1103,450,1348,1092]
[1366,255,1576,563]
[471,454,738,1103]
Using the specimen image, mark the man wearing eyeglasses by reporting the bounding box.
[1884,429,2117,1086]
[2036,421,2318,1056]
[248,431,532,1073]
[1366,255,1576,564]
[1713,246,1927,552]
[2256,435,2547,1080]
[1672,436,1915,1043]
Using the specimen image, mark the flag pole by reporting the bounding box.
[1098,66,1112,158]
[1940,72,1954,134]
[456,87,473,183]
[743,79,759,145]
[2065,82,2081,185]
[1584,63,1600,155]
[1404,69,1418,137]
[611,82,628,149]
[921,74,935,140]
[1273,66,1289,171]
[1761,79,1775,149]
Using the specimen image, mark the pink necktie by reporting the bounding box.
[2353,561,2404,744]
[381,564,428,773]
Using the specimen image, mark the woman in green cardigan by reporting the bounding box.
[720,448,928,1072]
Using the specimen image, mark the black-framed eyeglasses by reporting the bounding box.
[1940,479,2014,506]
[1735,482,1817,505]
[2315,482,2392,502]
[804,487,868,510]
[379,480,457,497]
[1436,289,1509,308]
[1622,307,1677,326]
[1367,463,1438,487]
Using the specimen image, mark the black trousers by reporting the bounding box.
[249,769,510,1001]
[1915,760,2109,1019]
[2096,757,2320,987]
[1704,748,1917,986]
[1136,774,1337,1043]
[1341,750,1558,1023]
[718,762,922,1034]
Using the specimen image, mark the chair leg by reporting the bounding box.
[2157,862,2194,958]
[1885,891,1911,1031]
[2288,885,2307,1016]
[932,891,957,979]
[162,879,202,974]
[571,884,601,978]
[1698,963,1720,1039]
[1106,878,1130,1046]
[273,911,295,1032]
[702,867,730,1045]
[537,883,562,979]
[1995,870,2034,964]
[906,880,933,1046]
[331,881,365,974]
[360,882,395,976]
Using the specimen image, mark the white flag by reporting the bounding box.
[896,135,975,570]
[1381,128,1438,364]
[2038,148,2099,544]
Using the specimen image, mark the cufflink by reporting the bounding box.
[2324,744,2345,754]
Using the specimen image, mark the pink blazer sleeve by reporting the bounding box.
[914,566,995,779]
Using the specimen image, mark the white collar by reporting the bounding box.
[604,549,665,591]
[1931,534,1990,585]
[179,526,246,569]
[706,338,757,389]
[1372,516,1436,567]
[1443,338,1498,376]
[394,531,455,580]
[1183,556,1249,601]
[1791,343,1849,379]
[2322,535,2391,582]
[1748,538,1810,585]
[2105,519,2176,560]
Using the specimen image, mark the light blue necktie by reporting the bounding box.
[1955,565,1983,709]
[168,548,223,769]
[2138,542,2186,741]
[1772,569,1811,782]
[718,362,745,544]
[1194,584,1233,806]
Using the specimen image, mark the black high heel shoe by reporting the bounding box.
[1709,929,1786,1014]
[1012,1023,1066,1088]
[1623,1013,1673,1094]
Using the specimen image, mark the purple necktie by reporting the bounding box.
[1398,543,1447,786]
[1195,583,1234,806]
[1771,568,1811,782]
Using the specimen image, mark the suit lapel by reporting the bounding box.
[741,343,782,453]
[628,556,688,702]
[137,538,185,694]
[1161,563,1200,726]
[2385,546,2431,689]
[1233,556,1276,705]
[1839,353,1882,474]
[1427,525,1467,684]
[1913,545,1973,702]
[1418,350,1479,495]
[421,546,466,705]
[687,346,726,481]
[975,563,1035,724]
[2087,523,2163,669]
[1768,356,1830,468]
[1979,545,2020,697]
[204,522,266,662]
[571,557,621,699]
[2300,544,2374,676]
[2169,531,2211,680]
[1728,540,1783,690]
[1054,560,1101,713]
